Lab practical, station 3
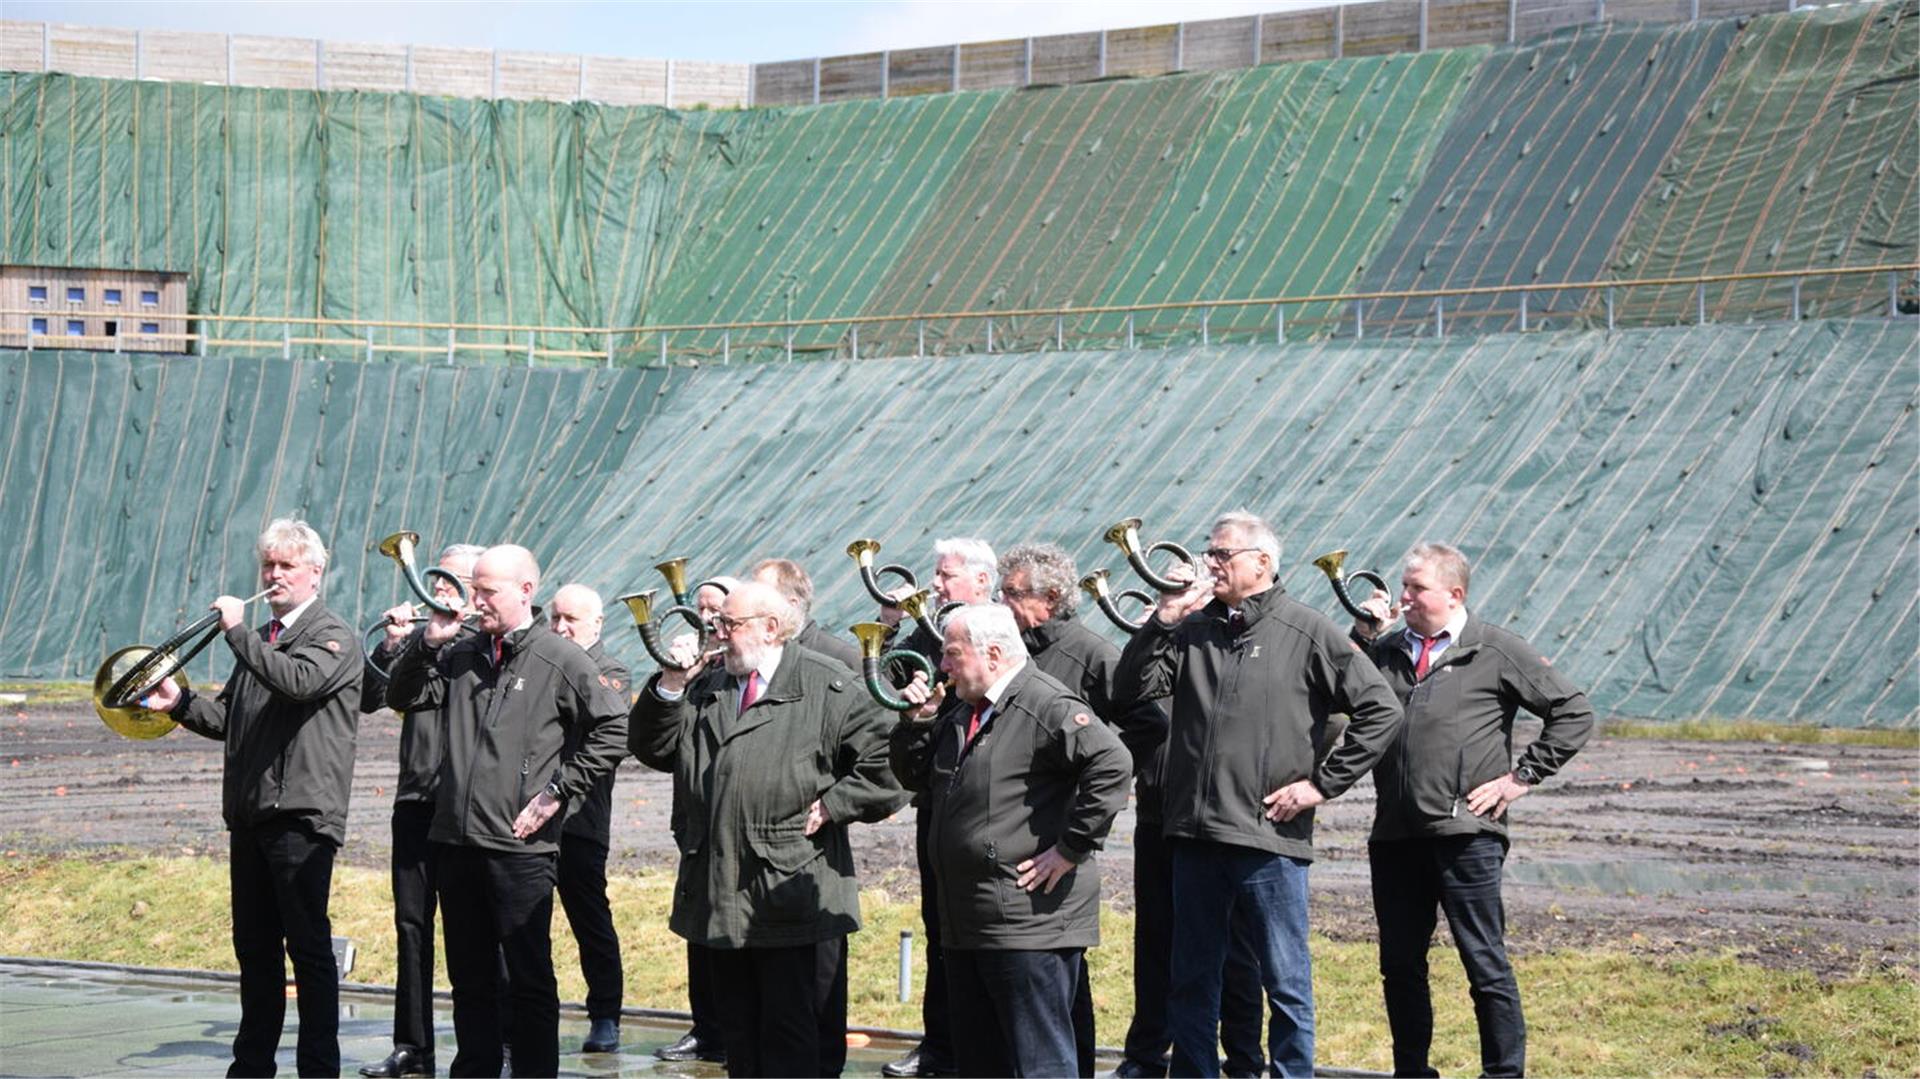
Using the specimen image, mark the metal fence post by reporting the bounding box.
[1055,313,1064,351]
[1433,297,1444,338]
[1791,278,1802,321]
[898,931,913,1003]
[659,332,668,364]
[1274,304,1285,343]
[1888,272,1899,318]
[1201,307,1211,346]
[526,331,535,365]
[916,319,926,358]
[785,325,794,363]
[1605,287,1615,332]
[722,329,731,364]
[850,322,859,361]
[446,329,456,364]
[605,334,614,368]
[1519,293,1529,332]
[985,318,995,353]
[369,335,377,363]
[1696,281,1706,325]
[283,327,292,360]
[1353,300,1364,340]
[1125,311,1135,349]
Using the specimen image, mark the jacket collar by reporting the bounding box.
[1019,610,1078,654]
[722,645,804,743]
[1204,582,1285,628]
[264,599,327,647]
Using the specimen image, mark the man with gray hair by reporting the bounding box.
[878,537,997,1079]
[632,580,909,1076]
[143,518,362,1077]
[1114,510,1404,1077]
[386,544,628,1078]
[752,557,859,671]
[891,603,1132,1077]
[548,583,633,1056]
[1352,543,1592,1078]
[360,542,483,1079]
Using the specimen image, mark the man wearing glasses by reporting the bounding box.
[1114,511,1404,1078]
[630,581,909,1077]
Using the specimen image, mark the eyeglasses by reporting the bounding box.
[1202,546,1260,563]
[710,613,775,633]
[998,586,1046,600]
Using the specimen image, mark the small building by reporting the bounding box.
[1,265,190,354]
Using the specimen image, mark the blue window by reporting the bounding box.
[104,289,122,305]
[67,287,85,302]
[66,320,84,336]
[140,290,160,306]
[29,317,47,334]
[140,321,160,334]
[27,285,46,302]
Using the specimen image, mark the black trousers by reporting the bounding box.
[1121,820,1267,1077]
[388,802,437,1053]
[946,948,1082,1078]
[557,835,623,1021]
[706,936,848,1078]
[914,803,955,1067]
[228,818,340,1078]
[688,940,724,1044]
[434,844,560,1078]
[1370,834,1526,1078]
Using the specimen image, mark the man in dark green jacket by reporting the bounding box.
[1352,542,1593,1078]
[386,544,628,1079]
[1113,510,1404,1078]
[891,602,1132,1078]
[145,518,362,1078]
[631,580,909,1078]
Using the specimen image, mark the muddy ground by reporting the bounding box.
[2,700,1914,981]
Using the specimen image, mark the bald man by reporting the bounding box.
[549,583,632,1055]
[387,546,628,1078]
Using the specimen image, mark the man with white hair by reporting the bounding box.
[631,580,909,1077]
[386,545,628,1078]
[891,603,1132,1077]
[1114,510,1404,1078]
[548,582,633,1056]
[143,517,362,1078]
[878,537,997,1079]
[360,542,483,1079]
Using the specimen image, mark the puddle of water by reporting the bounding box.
[1506,860,1916,898]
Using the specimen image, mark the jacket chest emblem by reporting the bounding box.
[1248,645,1260,658]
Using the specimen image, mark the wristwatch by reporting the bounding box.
[543,779,566,802]
[1513,762,1543,787]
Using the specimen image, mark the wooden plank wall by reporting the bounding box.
[2,0,1815,111]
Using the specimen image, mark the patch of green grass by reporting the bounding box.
[1,853,1913,1075]
[1600,717,1917,749]
[0,681,92,706]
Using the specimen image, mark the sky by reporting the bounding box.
[8,1,1346,65]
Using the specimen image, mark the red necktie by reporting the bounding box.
[491,636,504,667]
[740,671,762,714]
[268,619,284,644]
[966,702,988,742]
[1414,631,1450,680]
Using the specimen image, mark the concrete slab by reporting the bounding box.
[0,959,913,1077]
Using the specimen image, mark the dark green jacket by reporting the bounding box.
[563,640,633,846]
[890,664,1132,950]
[1360,615,1593,843]
[1023,610,1171,820]
[795,619,859,672]
[629,644,910,949]
[1113,585,1403,862]
[175,602,363,846]
[386,621,628,855]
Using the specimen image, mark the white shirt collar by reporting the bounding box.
[272,595,318,631]
[746,646,784,688]
[1405,607,1469,654]
[981,660,1025,710]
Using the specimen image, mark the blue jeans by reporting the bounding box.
[1168,840,1314,1078]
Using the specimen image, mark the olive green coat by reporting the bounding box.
[629,644,910,949]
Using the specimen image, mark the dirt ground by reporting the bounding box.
[3,700,1914,981]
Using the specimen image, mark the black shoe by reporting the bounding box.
[654,1031,726,1063]
[1111,1059,1169,1079]
[582,1017,620,1054]
[882,1045,956,1078]
[359,1047,435,1078]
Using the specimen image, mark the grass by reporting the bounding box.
[0,853,1913,1076]
[1599,717,1918,748]
[0,681,92,706]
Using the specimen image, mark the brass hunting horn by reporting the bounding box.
[93,586,276,734]
[896,587,961,638]
[1102,516,1204,594]
[846,538,918,609]
[375,531,468,615]
[1079,569,1153,632]
[1311,549,1390,625]
[617,558,731,671]
[850,622,938,712]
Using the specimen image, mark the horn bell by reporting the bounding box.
[377,530,421,565]
[1311,549,1349,581]
[850,621,892,660]
[92,645,185,740]
[846,538,881,567]
[654,558,692,600]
